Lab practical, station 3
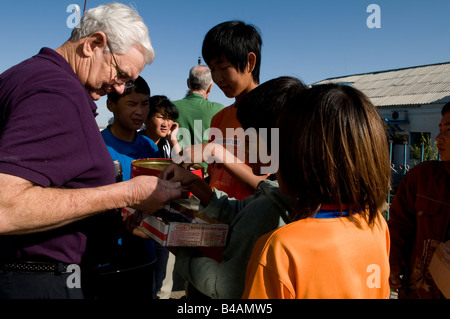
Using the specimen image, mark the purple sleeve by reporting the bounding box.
[0,91,96,187]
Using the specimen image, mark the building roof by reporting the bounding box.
[313,62,450,107]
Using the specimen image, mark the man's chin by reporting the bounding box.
[89,90,105,101]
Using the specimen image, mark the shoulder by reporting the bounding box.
[100,126,111,136]
[410,160,448,173]
[258,179,279,191]
[264,222,301,241]
[234,181,291,226]
[211,105,236,125]
[1,48,89,108]
[212,104,232,116]
[204,99,224,109]
[172,98,187,106]
[404,160,449,182]
[252,223,301,264]
[138,134,158,148]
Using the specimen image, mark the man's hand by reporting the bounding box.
[126,175,183,213]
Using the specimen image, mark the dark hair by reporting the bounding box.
[107,76,150,103]
[442,102,450,115]
[148,95,179,120]
[237,76,306,152]
[277,84,390,227]
[202,20,262,84]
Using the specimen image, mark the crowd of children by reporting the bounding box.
[101,20,449,300]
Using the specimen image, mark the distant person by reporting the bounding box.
[141,95,180,159]
[388,102,450,299]
[0,2,182,299]
[201,20,266,200]
[160,76,306,299]
[242,84,391,299]
[139,94,180,299]
[98,76,160,300]
[173,65,224,173]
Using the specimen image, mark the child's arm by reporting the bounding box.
[159,163,213,206]
[174,143,266,192]
[207,143,267,193]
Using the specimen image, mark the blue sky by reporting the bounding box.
[1,0,449,127]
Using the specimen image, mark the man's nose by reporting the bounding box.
[112,83,125,95]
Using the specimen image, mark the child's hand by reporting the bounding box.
[168,122,179,139]
[159,162,199,188]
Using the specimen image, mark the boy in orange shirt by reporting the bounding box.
[201,20,267,200]
[242,84,391,299]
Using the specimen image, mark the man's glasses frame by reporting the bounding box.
[107,42,135,89]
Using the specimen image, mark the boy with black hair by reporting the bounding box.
[201,20,266,200]
[102,76,160,180]
[95,76,159,299]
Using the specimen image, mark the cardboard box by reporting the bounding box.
[121,202,228,247]
[429,240,450,298]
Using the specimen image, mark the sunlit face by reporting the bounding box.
[207,55,255,101]
[436,111,450,162]
[145,108,172,142]
[108,92,149,132]
[86,46,146,100]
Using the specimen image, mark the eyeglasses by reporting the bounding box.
[107,42,135,89]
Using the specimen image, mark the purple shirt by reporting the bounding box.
[0,48,116,264]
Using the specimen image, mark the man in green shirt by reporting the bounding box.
[173,65,224,172]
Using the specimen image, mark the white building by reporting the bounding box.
[313,61,450,171]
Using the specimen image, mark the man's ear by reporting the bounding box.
[247,52,256,73]
[206,83,213,96]
[82,31,108,57]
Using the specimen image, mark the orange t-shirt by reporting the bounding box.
[242,212,391,299]
[207,105,253,200]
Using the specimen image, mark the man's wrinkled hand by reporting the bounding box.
[127,175,183,213]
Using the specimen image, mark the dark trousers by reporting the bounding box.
[0,272,83,299]
[83,263,154,300]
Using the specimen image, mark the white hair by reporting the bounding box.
[189,65,213,91]
[69,2,155,64]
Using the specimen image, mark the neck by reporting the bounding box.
[190,90,207,99]
[143,130,160,145]
[235,82,258,106]
[55,41,78,76]
[110,124,136,143]
[152,137,161,145]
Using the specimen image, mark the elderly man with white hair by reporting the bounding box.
[0,3,182,298]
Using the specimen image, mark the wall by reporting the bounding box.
[378,104,442,170]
